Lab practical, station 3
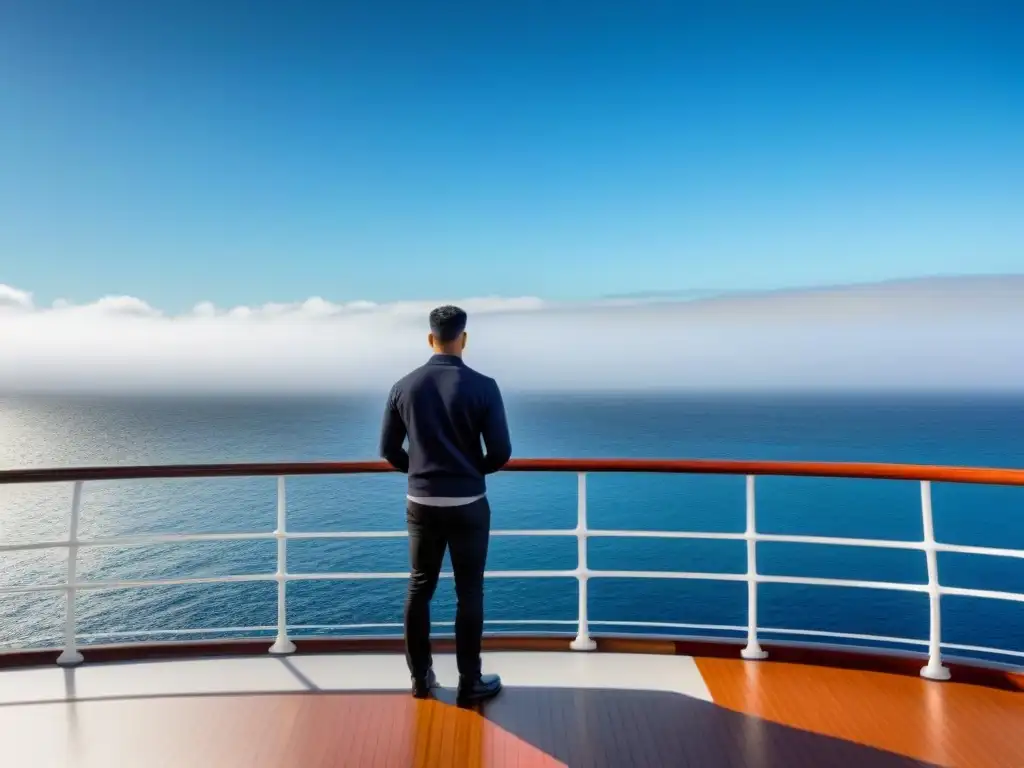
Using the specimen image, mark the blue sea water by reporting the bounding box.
[1,393,1023,666]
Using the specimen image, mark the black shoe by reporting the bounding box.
[457,673,502,703]
[412,668,439,699]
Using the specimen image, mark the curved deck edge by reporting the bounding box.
[1,635,1021,692]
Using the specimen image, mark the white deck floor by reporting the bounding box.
[0,651,713,707]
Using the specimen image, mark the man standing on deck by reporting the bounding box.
[379,305,512,703]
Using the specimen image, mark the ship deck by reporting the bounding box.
[2,642,1023,767]
[4,458,1024,765]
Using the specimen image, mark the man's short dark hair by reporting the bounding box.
[429,305,468,343]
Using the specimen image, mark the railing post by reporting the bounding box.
[570,472,597,651]
[57,481,85,666]
[919,481,950,681]
[741,475,768,660]
[269,476,296,655]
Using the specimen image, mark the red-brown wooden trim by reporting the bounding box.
[0,636,1020,692]
[3,457,1024,485]
[513,458,1024,485]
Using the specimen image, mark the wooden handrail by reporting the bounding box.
[1,458,1024,485]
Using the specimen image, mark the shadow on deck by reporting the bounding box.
[442,685,935,767]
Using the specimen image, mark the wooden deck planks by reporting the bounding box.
[696,657,1024,768]
[1,661,1020,766]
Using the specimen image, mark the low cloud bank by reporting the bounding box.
[1,276,1022,394]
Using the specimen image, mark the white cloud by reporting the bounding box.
[0,284,33,311]
[191,301,217,318]
[85,295,162,317]
[42,295,161,317]
[0,276,1022,394]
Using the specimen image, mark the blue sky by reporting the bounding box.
[1,2,1022,311]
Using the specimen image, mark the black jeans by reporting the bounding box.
[404,497,490,680]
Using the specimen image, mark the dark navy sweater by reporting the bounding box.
[379,354,512,497]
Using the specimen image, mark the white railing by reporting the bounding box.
[2,458,1024,680]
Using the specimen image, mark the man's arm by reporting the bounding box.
[379,386,410,473]
[480,379,512,474]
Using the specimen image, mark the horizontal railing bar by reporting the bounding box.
[277,620,579,632]
[73,575,276,591]
[291,623,401,630]
[0,529,580,552]
[590,622,932,650]
[1,571,747,594]
[588,573,931,593]
[591,621,746,632]
[11,532,1020,561]
[758,627,929,646]
[4,457,1024,485]
[511,459,1024,486]
[63,626,1024,658]
[756,534,922,550]
[280,572,405,581]
[65,628,1024,662]
[588,530,745,541]
[935,542,1024,559]
[76,619,580,640]
[77,532,277,548]
[589,532,954,552]
[482,570,577,578]
[757,575,929,592]
[0,535,277,554]
[287,529,576,540]
[5,574,1023,603]
[286,531,407,540]
[0,584,67,596]
[469,619,580,625]
[79,626,277,638]
[589,624,1024,661]
[17,625,1024,662]
[287,570,577,581]
[0,540,71,553]
[589,570,748,581]
[15,532,1021,559]
[940,586,1024,603]
[587,623,934,653]
[940,642,1024,659]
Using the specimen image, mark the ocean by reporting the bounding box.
[2,392,1023,665]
